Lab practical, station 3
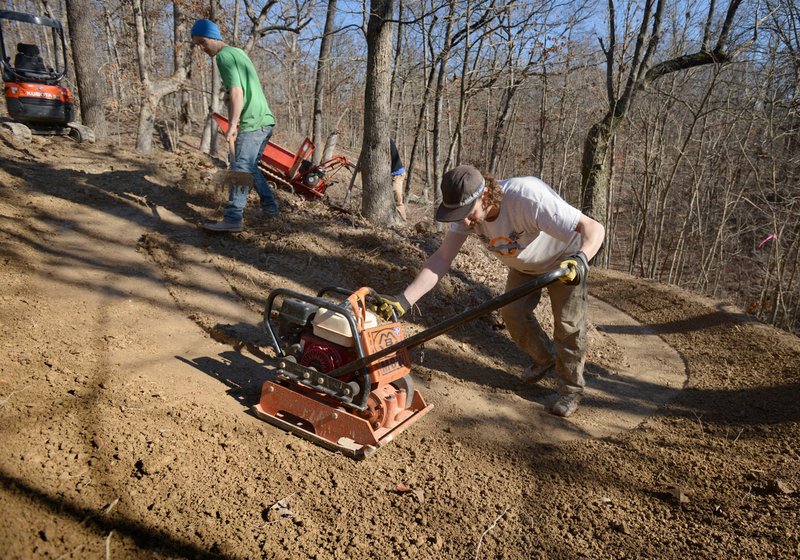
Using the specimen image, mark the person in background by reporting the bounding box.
[191,18,278,233]
[390,139,407,221]
[376,165,605,417]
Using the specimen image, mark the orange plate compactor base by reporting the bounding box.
[253,380,432,459]
[255,288,433,459]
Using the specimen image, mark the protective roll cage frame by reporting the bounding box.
[0,10,68,84]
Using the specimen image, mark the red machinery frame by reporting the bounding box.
[212,112,354,199]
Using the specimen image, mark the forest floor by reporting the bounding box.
[0,130,798,560]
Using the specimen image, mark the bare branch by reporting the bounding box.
[702,0,717,51]
[714,0,745,53]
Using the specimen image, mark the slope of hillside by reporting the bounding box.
[0,133,797,559]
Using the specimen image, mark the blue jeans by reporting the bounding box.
[223,125,277,223]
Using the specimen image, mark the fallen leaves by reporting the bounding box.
[394,482,425,503]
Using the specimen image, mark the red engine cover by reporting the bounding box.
[300,333,355,373]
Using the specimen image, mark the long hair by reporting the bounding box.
[480,170,503,208]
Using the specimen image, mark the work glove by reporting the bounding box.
[375,293,411,321]
[559,251,589,286]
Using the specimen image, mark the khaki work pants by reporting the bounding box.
[392,172,407,220]
[500,268,587,395]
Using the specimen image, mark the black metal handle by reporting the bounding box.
[326,267,569,379]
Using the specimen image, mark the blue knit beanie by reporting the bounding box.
[191,19,223,41]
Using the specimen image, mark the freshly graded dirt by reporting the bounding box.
[0,132,798,559]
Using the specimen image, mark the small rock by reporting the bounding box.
[14,351,32,365]
[610,520,629,534]
[767,479,795,495]
[663,483,690,503]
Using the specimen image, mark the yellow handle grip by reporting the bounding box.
[559,260,578,284]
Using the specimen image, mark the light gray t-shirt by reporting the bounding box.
[450,176,582,274]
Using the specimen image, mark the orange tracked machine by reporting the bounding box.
[0,10,93,142]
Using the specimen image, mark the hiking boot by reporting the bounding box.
[201,219,243,233]
[521,359,555,384]
[251,206,280,220]
[550,393,582,417]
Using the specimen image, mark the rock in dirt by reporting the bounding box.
[662,483,691,504]
[767,479,795,495]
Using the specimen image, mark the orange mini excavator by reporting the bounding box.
[256,268,570,458]
[0,10,93,142]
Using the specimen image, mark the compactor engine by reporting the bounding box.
[256,287,431,458]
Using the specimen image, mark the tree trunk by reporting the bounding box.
[173,3,191,147]
[102,5,122,112]
[431,0,456,224]
[389,0,404,126]
[132,0,189,154]
[406,25,438,206]
[311,0,338,166]
[360,0,396,223]
[65,0,108,140]
[200,0,222,156]
[580,116,615,222]
[489,81,521,175]
[136,98,156,154]
[452,3,473,167]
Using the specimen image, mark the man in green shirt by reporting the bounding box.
[191,19,278,232]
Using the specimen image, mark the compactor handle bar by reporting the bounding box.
[327,267,569,379]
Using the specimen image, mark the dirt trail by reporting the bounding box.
[0,135,798,559]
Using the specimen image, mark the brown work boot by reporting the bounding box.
[550,393,582,417]
[521,358,555,384]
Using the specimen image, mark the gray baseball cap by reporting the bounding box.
[435,165,485,222]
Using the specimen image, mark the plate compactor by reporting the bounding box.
[255,267,571,459]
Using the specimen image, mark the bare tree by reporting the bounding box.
[404,0,444,205]
[581,0,745,263]
[65,0,108,140]
[241,0,312,54]
[429,0,457,219]
[486,8,546,173]
[360,0,397,223]
[132,0,190,153]
[311,0,339,166]
[199,0,223,156]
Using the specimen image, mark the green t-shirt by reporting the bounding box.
[215,46,275,131]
